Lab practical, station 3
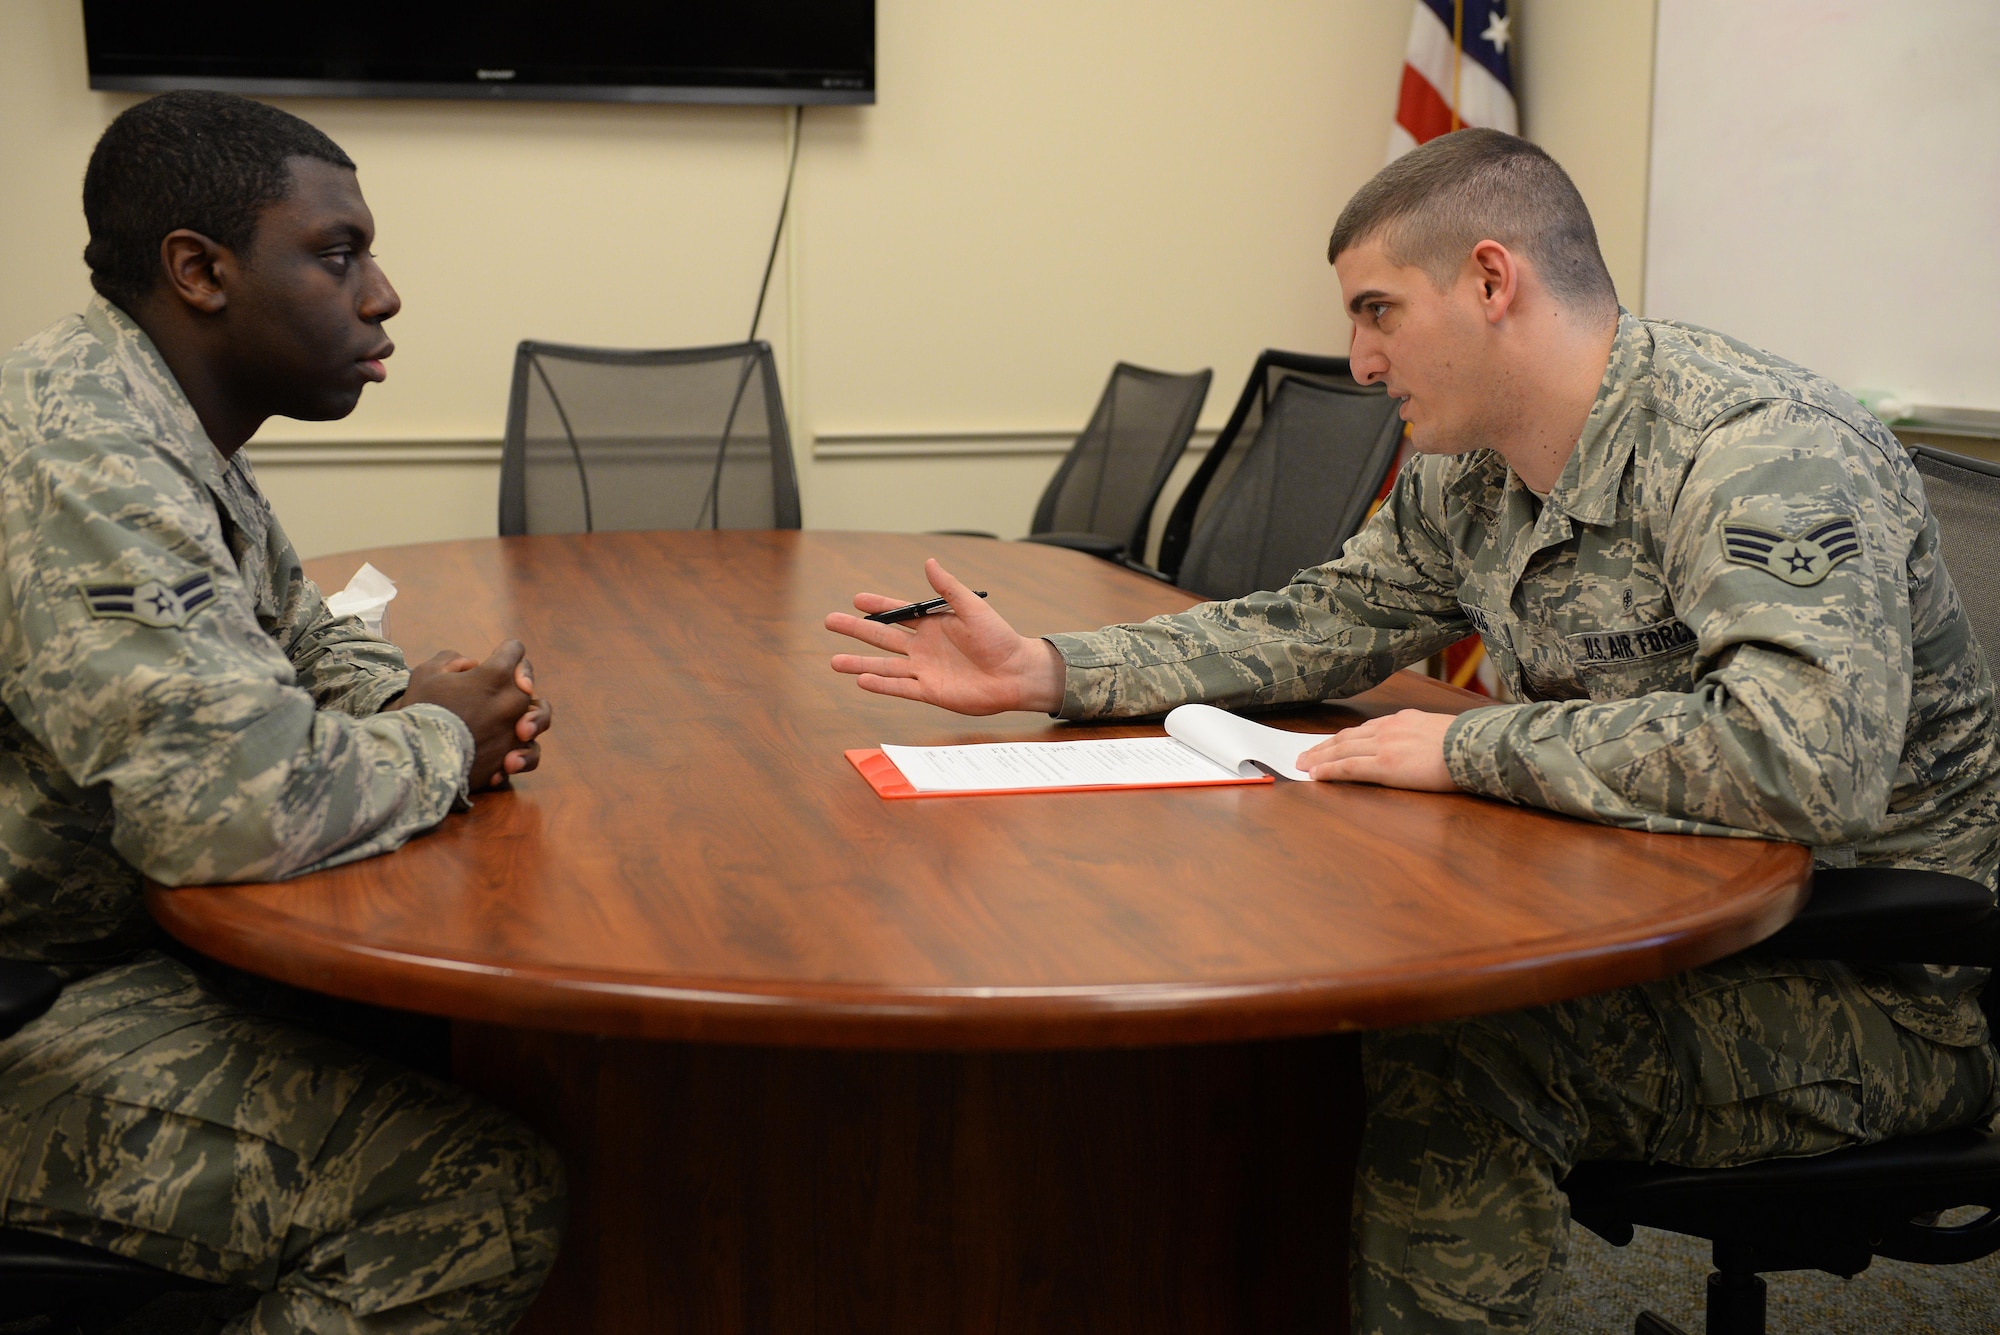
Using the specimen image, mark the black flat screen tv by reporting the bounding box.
[81,2,875,106]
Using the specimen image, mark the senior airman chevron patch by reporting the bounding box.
[78,572,216,629]
[1721,516,1861,587]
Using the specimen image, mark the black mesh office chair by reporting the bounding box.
[498,339,801,536]
[1909,443,2000,647]
[1561,441,2000,1335]
[1151,349,1397,590]
[0,961,223,1330]
[1143,351,1402,600]
[1021,362,1211,564]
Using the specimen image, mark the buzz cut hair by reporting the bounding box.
[82,90,355,311]
[1327,128,1617,320]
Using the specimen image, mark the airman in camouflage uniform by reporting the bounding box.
[827,129,1999,1332]
[0,92,562,1332]
[1049,310,2000,1330]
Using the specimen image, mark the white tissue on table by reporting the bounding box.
[324,562,397,639]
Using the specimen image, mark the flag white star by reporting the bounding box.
[1482,12,1511,53]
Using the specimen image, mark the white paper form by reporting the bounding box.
[1164,705,1324,781]
[879,737,1242,792]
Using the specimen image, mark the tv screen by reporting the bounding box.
[81,2,875,106]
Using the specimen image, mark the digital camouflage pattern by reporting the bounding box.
[0,952,565,1333]
[0,302,558,1331]
[0,297,474,971]
[1047,312,2000,1332]
[1049,311,2000,1047]
[1353,956,1994,1333]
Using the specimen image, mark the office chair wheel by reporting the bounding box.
[1635,1312,1692,1335]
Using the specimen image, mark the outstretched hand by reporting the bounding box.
[826,559,1066,716]
[391,640,553,789]
[1294,708,1458,791]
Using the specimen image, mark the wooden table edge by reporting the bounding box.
[146,841,1810,1048]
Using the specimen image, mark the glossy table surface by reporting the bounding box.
[148,530,1811,1049]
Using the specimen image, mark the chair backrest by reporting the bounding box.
[1911,444,2000,659]
[1910,444,2000,1030]
[1155,349,1392,584]
[1161,356,1402,600]
[498,340,801,536]
[1029,363,1212,556]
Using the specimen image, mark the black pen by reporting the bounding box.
[864,591,989,624]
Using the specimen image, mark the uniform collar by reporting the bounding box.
[1443,449,1511,515]
[1538,309,1649,528]
[82,295,228,496]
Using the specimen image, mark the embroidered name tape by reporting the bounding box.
[1721,517,1861,587]
[1567,618,1696,665]
[79,573,216,629]
[1459,602,1510,647]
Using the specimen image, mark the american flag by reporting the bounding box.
[1389,0,1518,163]
[1381,0,1517,696]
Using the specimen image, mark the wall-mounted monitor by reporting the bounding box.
[81,2,875,106]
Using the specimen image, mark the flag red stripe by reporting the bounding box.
[1395,63,1458,146]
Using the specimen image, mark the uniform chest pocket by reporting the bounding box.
[1566,618,1700,702]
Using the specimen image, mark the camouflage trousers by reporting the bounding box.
[1353,955,1997,1334]
[0,951,566,1333]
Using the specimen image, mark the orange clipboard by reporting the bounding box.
[844,748,1274,800]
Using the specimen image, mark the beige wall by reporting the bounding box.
[1,0,1657,562]
[1514,0,1658,311]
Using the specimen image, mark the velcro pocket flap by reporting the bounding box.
[22,1096,294,1266]
[74,1019,361,1166]
[1689,1042,1850,1107]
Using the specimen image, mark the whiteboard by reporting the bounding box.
[1645,0,2000,412]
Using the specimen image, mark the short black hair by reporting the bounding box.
[1328,128,1617,320]
[83,91,355,310]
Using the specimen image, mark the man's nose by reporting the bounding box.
[1348,330,1387,385]
[361,259,401,323]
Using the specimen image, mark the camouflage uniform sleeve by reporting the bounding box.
[1445,402,1909,843]
[265,539,410,719]
[1046,459,1473,718]
[0,418,473,888]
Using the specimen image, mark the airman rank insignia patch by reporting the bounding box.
[1721,516,1861,587]
[78,573,216,629]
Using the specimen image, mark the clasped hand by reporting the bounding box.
[825,558,1459,792]
[389,639,553,790]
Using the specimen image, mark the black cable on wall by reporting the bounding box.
[749,105,804,342]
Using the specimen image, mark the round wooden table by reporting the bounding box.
[148,531,1810,1334]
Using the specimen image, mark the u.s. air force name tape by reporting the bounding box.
[1721,516,1861,587]
[78,572,217,629]
[1566,617,1696,665]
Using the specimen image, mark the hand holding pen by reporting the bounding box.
[863,590,988,624]
[825,559,1068,715]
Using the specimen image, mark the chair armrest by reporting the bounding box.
[1757,866,2000,965]
[1021,532,1128,562]
[927,530,1001,540]
[1564,1123,2000,1264]
[0,960,61,1040]
[1115,556,1173,583]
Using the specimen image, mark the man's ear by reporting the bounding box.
[158,229,232,314]
[1467,238,1519,325]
